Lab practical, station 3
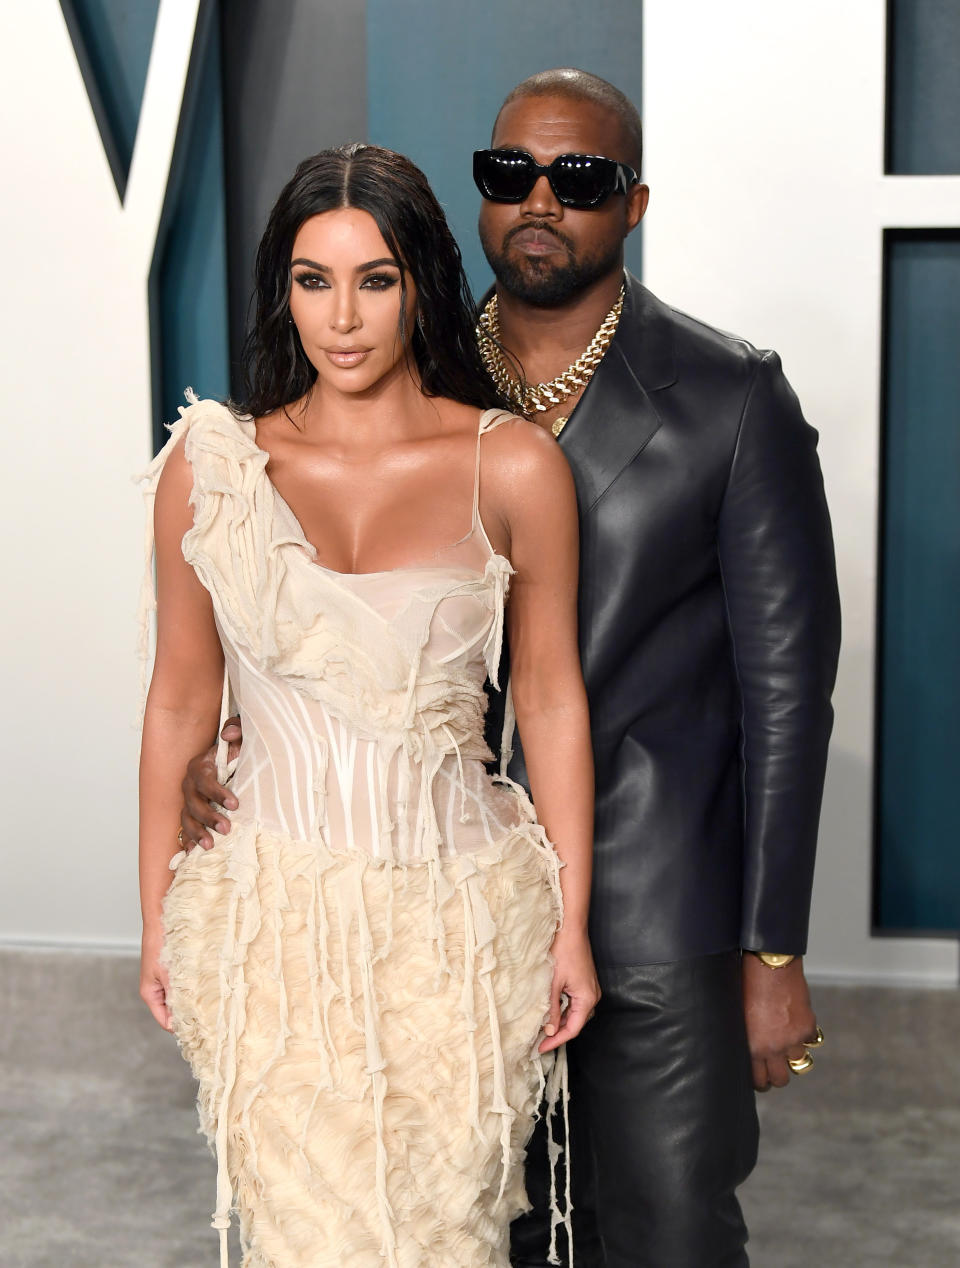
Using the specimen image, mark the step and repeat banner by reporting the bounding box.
[1,0,957,984]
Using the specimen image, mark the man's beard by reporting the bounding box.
[479,220,622,307]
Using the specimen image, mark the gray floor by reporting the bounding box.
[1,949,958,1267]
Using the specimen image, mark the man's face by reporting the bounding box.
[478,93,648,307]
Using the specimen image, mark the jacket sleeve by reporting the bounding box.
[717,350,841,954]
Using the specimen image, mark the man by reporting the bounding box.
[180,70,840,1267]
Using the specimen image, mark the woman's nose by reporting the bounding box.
[331,290,360,332]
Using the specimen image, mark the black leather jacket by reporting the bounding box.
[490,273,841,967]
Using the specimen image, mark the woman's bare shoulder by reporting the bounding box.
[481,412,573,489]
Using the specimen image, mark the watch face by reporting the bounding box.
[758,953,794,968]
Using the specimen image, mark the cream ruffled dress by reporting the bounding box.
[139,398,570,1268]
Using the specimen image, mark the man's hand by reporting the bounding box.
[742,954,818,1091]
[178,716,242,850]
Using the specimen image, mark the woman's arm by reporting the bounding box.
[139,438,225,1029]
[489,420,598,1052]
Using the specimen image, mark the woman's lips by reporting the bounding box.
[324,349,370,367]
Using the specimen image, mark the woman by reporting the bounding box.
[138,144,597,1268]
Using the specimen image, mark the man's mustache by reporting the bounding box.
[503,221,576,254]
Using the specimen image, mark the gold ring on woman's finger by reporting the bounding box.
[787,1051,814,1075]
[177,828,185,845]
[803,1025,825,1050]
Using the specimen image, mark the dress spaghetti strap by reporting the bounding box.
[472,408,516,554]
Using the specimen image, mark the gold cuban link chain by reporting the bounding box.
[476,284,625,437]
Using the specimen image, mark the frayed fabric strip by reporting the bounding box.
[544,1046,573,1266]
[162,825,562,1267]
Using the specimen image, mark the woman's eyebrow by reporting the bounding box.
[356,257,401,271]
[290,257,401,272]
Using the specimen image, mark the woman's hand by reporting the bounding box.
[139,926,173,1032]
[539,924,600,1053]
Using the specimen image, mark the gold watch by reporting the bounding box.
[750,952,796,969]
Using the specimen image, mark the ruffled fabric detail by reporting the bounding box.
[162,823,565,1268]
[137,397,512,735]
[136,399,516,863]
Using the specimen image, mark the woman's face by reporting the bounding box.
[288,207,418,396]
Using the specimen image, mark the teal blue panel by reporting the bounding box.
[877,233,960,933]
[60,0,159,198]
[219,1,369,387]
[887,0,960,174]
[149,0,229,451]
[367,0,642,297]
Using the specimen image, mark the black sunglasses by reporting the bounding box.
[473,148,639,209]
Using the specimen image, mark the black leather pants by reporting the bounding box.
[511,951,759,1268]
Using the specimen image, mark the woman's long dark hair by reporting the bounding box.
[234,144,510,417]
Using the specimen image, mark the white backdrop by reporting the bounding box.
[1,1,957,984]
[643,0,960,985]
[0,1,201,948]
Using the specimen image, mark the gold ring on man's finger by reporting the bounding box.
[803,1025,825,1050]
[787,1051,814,1075]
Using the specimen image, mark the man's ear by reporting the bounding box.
[625,182,650,234]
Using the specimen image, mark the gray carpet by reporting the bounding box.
[1,948,957,1267]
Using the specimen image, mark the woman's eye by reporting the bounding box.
[293,272,327,289]
[361,273,400,290]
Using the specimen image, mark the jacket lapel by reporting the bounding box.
[558,275,676,511]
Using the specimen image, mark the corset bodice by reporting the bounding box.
[140,397,527,865]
